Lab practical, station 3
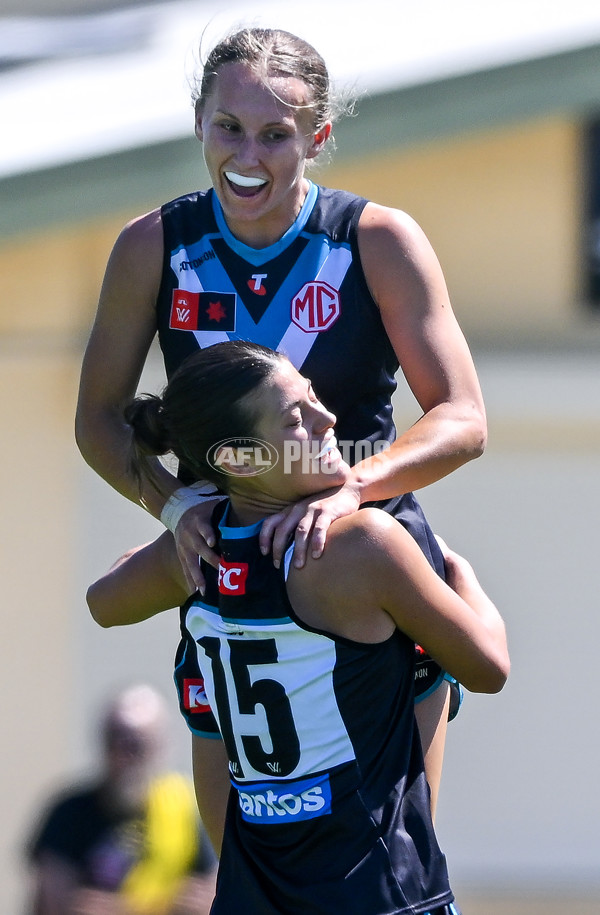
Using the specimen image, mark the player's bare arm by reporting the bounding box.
[87,531,191,628]
[263,204,489,567]
[191,736,230,856]
[354,203,487,501]
[75,209,178,516]
[288,510,508,694]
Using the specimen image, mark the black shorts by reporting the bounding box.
[414,648,464,722]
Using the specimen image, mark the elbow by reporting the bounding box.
[496,650,511,691]
[86,585,114,629]
[447,403,487,469]
[474,420,487,459]
[74,411,93,467]
[466,652,510,695]
[75,402,123,467]
[465,408,488,462]
[74,410,97,466]
[474,401,488,453]
[481,662,510,695]
[471,428,487,461]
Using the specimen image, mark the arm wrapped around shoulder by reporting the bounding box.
[362,511,510,695]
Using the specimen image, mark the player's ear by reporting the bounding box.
[306,122,332,160]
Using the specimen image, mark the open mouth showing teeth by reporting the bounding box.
[225,172,267,189]
[315,437,338,461]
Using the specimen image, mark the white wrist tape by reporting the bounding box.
[160,482,224,533]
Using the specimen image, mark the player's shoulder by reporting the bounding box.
[359,199,424,244]
[121,206,163,240]
[286,509,397,637]
[333,506,399,543]
[357,201,442,296]
[110,206,163,265]
[300,508,398,583]
[322,508,418,586]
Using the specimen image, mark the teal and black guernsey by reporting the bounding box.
[158,181,448,696]
[157,182,396,469]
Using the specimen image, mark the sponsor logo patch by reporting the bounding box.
[170,290,199,330]
[247,273,267,296]
[169,290,236,331]
[236,774,332,823]
[218,560,249,595]
[183,678,211,714]
[291,281,340,332]
[178,249,216,271]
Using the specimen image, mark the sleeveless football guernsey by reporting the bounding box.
[159,183,447,696]
[173,502,456,914]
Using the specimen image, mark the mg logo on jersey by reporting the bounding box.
[183,678,211,714]
[291,281,340,332]
[218,560,249,595]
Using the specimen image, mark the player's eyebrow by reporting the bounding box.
[280,379,314,414]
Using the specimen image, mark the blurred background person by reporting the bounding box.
[25,683,217,915]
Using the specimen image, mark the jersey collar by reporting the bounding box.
[210,182,319,267]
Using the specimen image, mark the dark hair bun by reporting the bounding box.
[124,395,171,456]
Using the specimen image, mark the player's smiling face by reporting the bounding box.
[196,61,330,249]
[248,360,349,503]
[214,359,349,517]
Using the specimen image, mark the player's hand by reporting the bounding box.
[174,500,222,594]
[259,482,361,569]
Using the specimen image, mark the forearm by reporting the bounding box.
[450,561,508,655]
[374,519,508,693]
[87,532,189,628]
[351,401,487,504]
[440,549,510,691]
[75,406,179,517]
[191,737,230,856]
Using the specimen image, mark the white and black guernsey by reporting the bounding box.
[174,502,455,914]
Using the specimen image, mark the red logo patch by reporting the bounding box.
[170,290,199,330]
[218,560,249,595]
[247,273,267,296]
[169,290,236,331]
[183,678,211,714]
[291,281,340,332]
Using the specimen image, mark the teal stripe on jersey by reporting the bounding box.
[212,182,318,265]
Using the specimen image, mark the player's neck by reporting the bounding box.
[226,491,291,528]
